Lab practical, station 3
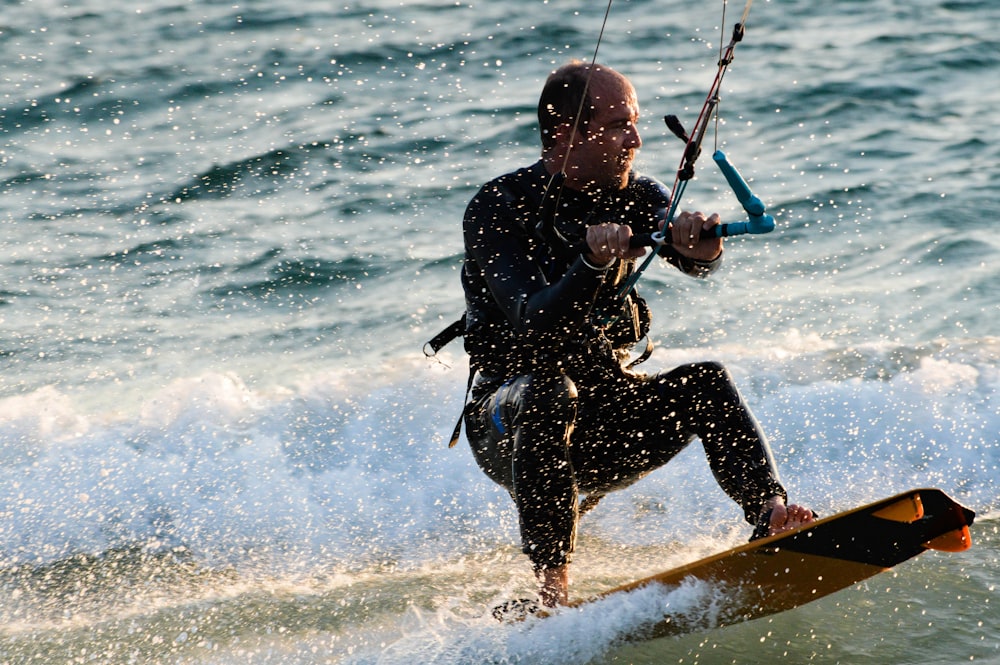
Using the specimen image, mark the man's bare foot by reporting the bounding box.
[536,564,569,608]
[763,495,815,537]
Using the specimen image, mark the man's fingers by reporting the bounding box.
[703,212,722,230]
[670,212,704,248]
[588,223,645,261]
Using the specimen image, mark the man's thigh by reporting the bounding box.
[569,372,694,493]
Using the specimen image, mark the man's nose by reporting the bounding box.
[628,124,642,149]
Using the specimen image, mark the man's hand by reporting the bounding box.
[666,211,723,262]
[585,222,648,266]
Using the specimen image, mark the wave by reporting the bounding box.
[167,145,324,202]
[1,335,994,570]
[208,255,393,301]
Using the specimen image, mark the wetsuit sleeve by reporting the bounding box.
[463,182,608,336]
[633,176,723,279]
[659,243,723,279]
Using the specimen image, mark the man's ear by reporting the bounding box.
[550,122,571,145]
[551,121,585,153]
[542,122,569,162]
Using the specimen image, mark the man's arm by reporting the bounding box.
[627,177,724,279]
[463,183,610,336]
[660,242,723,279]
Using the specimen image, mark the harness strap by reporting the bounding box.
[424,315,476,448]
[627,337,654,369]
[423,314,466,357]
[448,368,476,448]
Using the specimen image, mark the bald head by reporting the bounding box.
[538,62,641,190]
[538,62,633,149]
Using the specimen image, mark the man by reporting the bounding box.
[460,61,813,608]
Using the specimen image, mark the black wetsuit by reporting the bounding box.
[461,160,786,572]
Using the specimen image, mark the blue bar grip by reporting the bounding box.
[625,151,776,248]
[712,150,775,235]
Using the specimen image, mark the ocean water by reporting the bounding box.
[1,0,997,662]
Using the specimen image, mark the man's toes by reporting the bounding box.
[786,504,815,527]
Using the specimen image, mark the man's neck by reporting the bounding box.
[541,159,603,196]
[541,154,629,195]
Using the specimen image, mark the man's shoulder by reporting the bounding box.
[475,161,548,203]
[464,162,549,241]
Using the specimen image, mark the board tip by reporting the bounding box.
[924,525,973,553]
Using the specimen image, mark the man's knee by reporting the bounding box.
[482,372,578,440]
[519,372,577,425]
[687,360,729,383]
[658,360,731,395]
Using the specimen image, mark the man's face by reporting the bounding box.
[563,71,642,191]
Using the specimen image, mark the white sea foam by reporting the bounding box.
[347,578,728,665]
[0,338,994,575]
